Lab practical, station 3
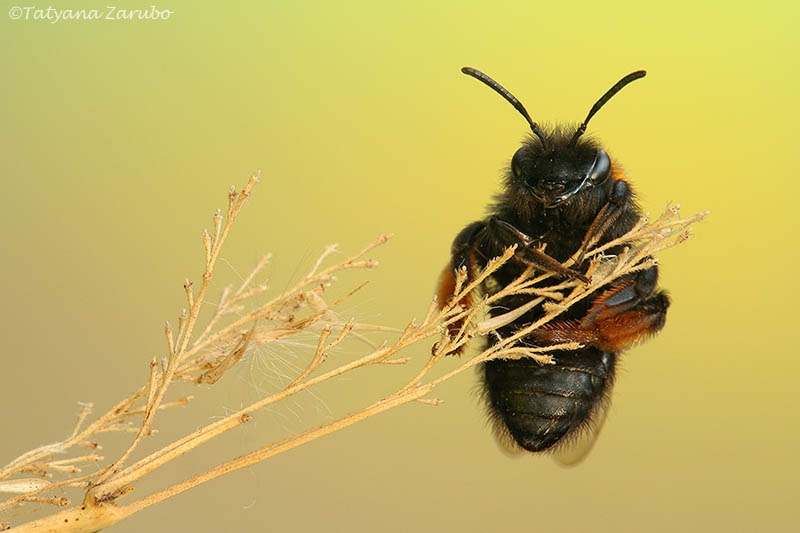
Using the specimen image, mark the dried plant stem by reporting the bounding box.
[127,383,435,516]
[89,175,261,492]
[0,170,707,532]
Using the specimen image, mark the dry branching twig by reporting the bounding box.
[0,172,707,531]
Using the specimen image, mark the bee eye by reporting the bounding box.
[589,150,611,184]
[511,149,524,178]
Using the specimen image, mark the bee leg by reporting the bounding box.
[438,220,488,308]
[437,221,488,354]
[516,244,590,283]
[582,265,660,323]
[588,288,669,351]
[575,179,631,264]
[531,266,669,351]
[450,221,488,273]
[489,217,589,282]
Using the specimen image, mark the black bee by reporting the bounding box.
[438,67,670,464]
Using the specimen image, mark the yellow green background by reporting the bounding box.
[1,1,797,531]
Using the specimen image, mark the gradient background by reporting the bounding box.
[1,1,798,531]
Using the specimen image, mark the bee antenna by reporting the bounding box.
[570,70,647,145]
[461,66,549,148]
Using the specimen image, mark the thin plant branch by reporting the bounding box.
[0,172,707,532]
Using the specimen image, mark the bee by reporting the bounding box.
[438,67,670,464]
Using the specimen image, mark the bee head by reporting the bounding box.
[461,67,644,209]
[510,132,611,208]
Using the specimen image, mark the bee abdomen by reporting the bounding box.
[483,349,616,452]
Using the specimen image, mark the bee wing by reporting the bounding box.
[551,398,611,466]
